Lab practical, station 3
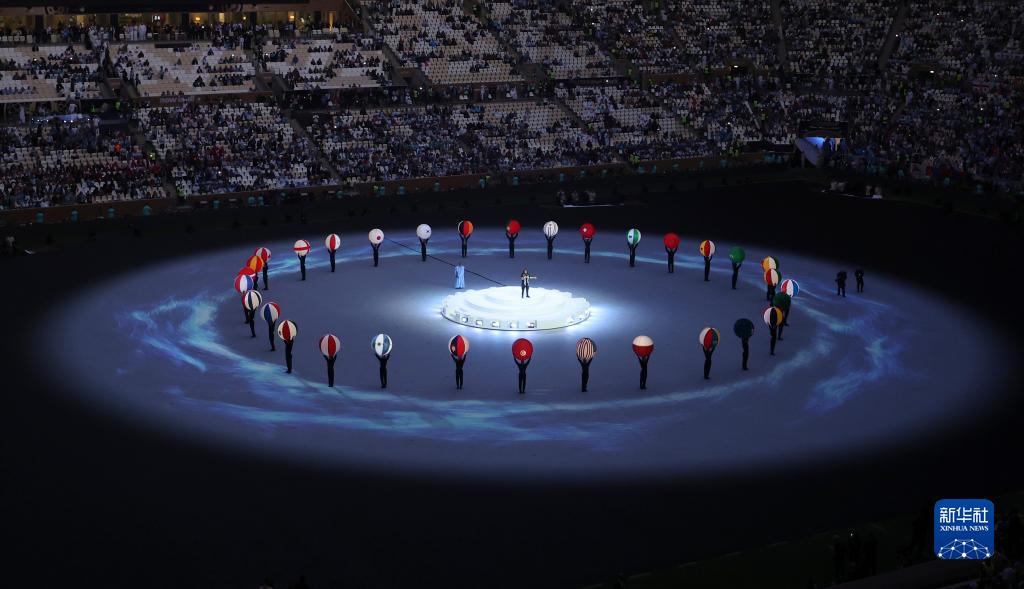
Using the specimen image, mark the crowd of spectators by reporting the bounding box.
[261,31,391,90]
[111,42,257,96]
[0,44,103,102]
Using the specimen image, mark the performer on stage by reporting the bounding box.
[373,334,392,389]
[576,338,596,392]
[242,290,262,338]
[699,240,715,282]
[699,327,719,380]
[293,240,311,281]
[855,268,865,293]
[513,338,533,394]
[664,233,680,273]
[543,221,558,259]
[632,336,654,389]
[506,220,520,258]
[454,263,466,289]
[319,333,340,387]
[626,228,641,267]
[836,270,848,297]
[278,320,298,373]
[580,223,596,264]
[368,229,384,267]
[764,307,783,356]
[733,318,754,370]
[325,233,341,272]
[449,335,469,390]
[416,224,432,262]
[255,247,271,290]
[262,301,281,351]
[458,220,473,258]
[772,292,792,340]
[729,246,745,290]
[520,269,537,298]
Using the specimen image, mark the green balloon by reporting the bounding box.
[733,318,755,339]
[772,292,792,311]
[729,246,746,264]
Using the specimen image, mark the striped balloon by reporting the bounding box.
[761,256,778,272]
[254,247,272,262]
[458,220,474,237]
[319,333,340,358]
[293,239,311,257]
[764,268,780,286]
[631,335,654,358]
[237,266,256,279]
[372,333,393,359]
[246,254,264,273]
[233,273,254,293]
[242,290,263,311]
[699,240,716,257]
[543,221,559,238]
[261,302,281,324]
[512,338,534,364]
[277,320,297,342]
[663,232,680,250]
[699,327,720,351]
[449,335,469,360]
[368,228,384,244]
[626,228,642,246]
[416,224,432,241]
[763,307,784,328]
[325,233,341,252]
[576,338,596,363]
[780,278,800,297]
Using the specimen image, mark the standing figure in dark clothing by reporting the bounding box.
[506,219,520,258]
[416,224,432,262]
[626,228,641,267]
[632,335,654,389]
[733,318,754,370]
[772,292,792,340]
[576,337,596,392]
[699,240,715,282]
[520,269,537,298]
[580,223,596,264]
[372,333,393,389]
[512,338,533,394]
[235,273,255,323]
[243,290,261,338]
[764,307,782,356]
[277,320,298,373]
[699,327,719,379]
[449,335,469,390]
[458,220,473,258]
[855,268,864,293]
[664,233,680,273]
[543,221,558,259]
[836,270,848,297]
[262,301,281,351]
[254,247,271,290]
[325,233,341,272]
[729,246,745,290]
[293,239,311,281]
[368,228,384,267]
[765,268,779,302]
[319,333,339,387]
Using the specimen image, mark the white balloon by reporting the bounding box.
[543,221,559,238]
[368,228,384,244]
[416,224,432,241]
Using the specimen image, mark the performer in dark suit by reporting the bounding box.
[576,338,596,392]
[450,335,469,390]
[517,358,530,394]
[733,318,754,370]
[836,270,848,297]
[855,268,865,293]
[520,269,537,298]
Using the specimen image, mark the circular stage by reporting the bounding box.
[39,229,1011,481]
[441,286,591,330]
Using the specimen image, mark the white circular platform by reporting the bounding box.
[441,286,591,331]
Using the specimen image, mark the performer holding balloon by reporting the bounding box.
[699,240,715,282]
[580,223,595,263]
[733,318,754,370]
[262,301,281,351]
[543,221,558,259]
[255,247,271,290]
[513,338,533,394]
[449,335,469,390]
[325,233,341,272]
[632,335,654,389]
[664,233,680,273]
[773,292,792,340]
[764,307,783,356]
[762,257,779,301]
[368,228,384,266]
[373,333,392,388]
[458,220,473,258]
[576,338,596,392]
[729,246,745,289]
[294,239,311,280]
[520,268,537,298]
[234,272,255,323]
[779,279,799,326]
[246,254,264,291]
[319,333,340,387]
[416,224,432,261]
[242,290,262,338]
[506,220,520,258]
[699,327,719,379]
[278,320,298,373]
[626,228,641,267]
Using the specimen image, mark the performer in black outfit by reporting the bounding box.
[666,247,676,273]
[576,338,595,392]
[583,237,593,263]
[372,243,381,267]
[378,355,388,388]
[267,321,276,350]
[520,269,536,298]
[262,264,269,290]
[325,353,336,386]
[517,358,530,394]
[703,347,713,380]
[285,339,295,373]
[299,256,307,281]
[703,257,712,281]
[855,268,865,292]
[329,249,337,272]
[245,307,256,338]
[733,318,754,370]
[836,270,848,297]
[731,261,740,289]
[638,356,649,389]
[420,238,428,261]
[546,235,555,259]
[453,356,465,389]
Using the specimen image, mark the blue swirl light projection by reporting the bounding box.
[41,232,1005,480]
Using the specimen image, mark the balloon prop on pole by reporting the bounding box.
[325,233,341,272]
[626,228,642,267]
[512,338,534,394]
[663,232,680,273]
[368,228,384,266]
[729,246,746,290]
[631,335,653,389]
[698,327,719,379]
[277,320,298,373]
[543,221,559,259]
[261,301,281,350]
[449,335,469,389]
[457,220,474,258]
[293,239,311,281]
[699,240,715,282]
[580,223,596,263]
[416,224,432,261]
[254,247,272,290]
[505,219,521,258]
[319,333,340,387]
[576,337,596,392]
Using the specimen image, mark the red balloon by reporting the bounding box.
[506,219,521,236]
[580,223,596,239]
[237,267,256,277]
[458,220,474,237]
[512,338,534,364]
[663,232,680,250]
